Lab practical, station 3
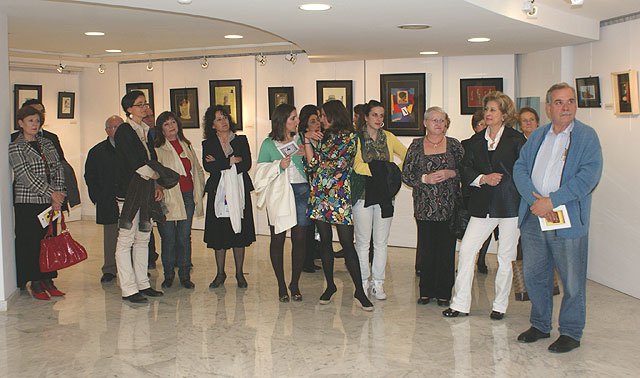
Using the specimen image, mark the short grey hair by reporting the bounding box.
[424,106,447,120]
[546,82,577,104]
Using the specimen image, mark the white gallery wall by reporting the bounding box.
[519,18,640,299]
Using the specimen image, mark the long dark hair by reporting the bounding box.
[321,100,352,134]
[298,104,319,134]
[269,103,296,142]
[203,105,236,139]
[154,111,191,147]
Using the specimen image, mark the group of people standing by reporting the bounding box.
[10,81,601,354]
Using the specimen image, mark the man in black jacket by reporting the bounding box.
[85,115,122,283]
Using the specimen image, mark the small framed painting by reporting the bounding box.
[316,80,353,119]
[14,84,42,129]
[126,82,155,115]
[459,78,504,115]
[575,77,601,108]
[209,79,243,129]
[57,92,75,119]
[380,73,426,136]
[611,70,639,115]
[268,87,294,119]
[169,88,200,129]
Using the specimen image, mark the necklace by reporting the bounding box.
[425,135,445,148]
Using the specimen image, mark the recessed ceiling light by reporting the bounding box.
[398,24,430,30]
[468,37,491,43]
[105,49,122,53]
[419,51,439,55]
[84,31,105,36]
[299,3,332,11]
[177,0,192,4]
[224,34,243,39]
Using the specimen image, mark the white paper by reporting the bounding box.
[538,205,572,231]
[38,206,60,228]
[277,140,299,157]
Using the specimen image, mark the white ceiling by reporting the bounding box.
[2,0,639,63]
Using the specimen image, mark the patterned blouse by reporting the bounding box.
[401,136,464,221]
[307,130,357,225]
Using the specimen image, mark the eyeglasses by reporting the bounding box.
[132,102,150,108]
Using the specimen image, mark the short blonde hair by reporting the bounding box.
[482,91,517,128]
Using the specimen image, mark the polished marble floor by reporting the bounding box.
[0,220,638,377]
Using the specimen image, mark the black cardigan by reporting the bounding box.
[202,134,254,196]
[114,123,157,199]
[461,127,526,218]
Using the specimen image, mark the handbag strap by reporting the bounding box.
[45,210,67,238]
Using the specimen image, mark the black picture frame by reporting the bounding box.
[169,88,200,129]
[267,87,295,120]
[209,79,243,130]
[575,77,601,108]
[380,73,426,136]
[14,84,42,129]
[459,78,504,115]
[126,82,155,115]
[316,80,353,119]
[57,92,75,119]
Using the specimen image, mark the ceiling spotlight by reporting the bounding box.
[256,53,267,66]
[468,37,491,43]
[105,49,122,53]
[397,24,431,30]
[56,62,65,73]
[84,31,105,36]
[224,34,243,39]
[200,56,209,69]
[299,4,332,11]
[98,64,105,74]
[570,0,584,5]
[419,51,439,55]
[285,52,297,64]
[177,0,192,4]
[146,58,154,71]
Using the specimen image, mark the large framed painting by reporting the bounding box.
[316,80,353,119]
[14,84,42,129]
[611,70,639,115]
[575,76,601,108]
[268,86,294,120]
[209,79,243,129]
[459,78,503,115]
[126,82,155,115]
[380,73,426,136]
[57,92,75,119]
[169,88,199,129]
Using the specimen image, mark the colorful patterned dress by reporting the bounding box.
[307,130,357,225]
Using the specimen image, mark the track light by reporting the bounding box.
[146,58,154,71]
[200,56,209,69]
[56,63,65,73]
[256,53,267,66]
[522,0,537,17]
[98,64,105,74]
[285,52,297,64]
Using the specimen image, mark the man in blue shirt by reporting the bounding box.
[513,83,603,353]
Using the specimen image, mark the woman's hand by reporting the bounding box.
[154,187,164,202]
[305,130,323,142]
[205,154,216,162]
[230,156,243,165]
[51,191,65,211]
[280,155,292,169]
[421,170,454,184]
[480,173,503,186]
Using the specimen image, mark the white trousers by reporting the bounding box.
[115,209,151,297]
[450,216,519,313]
[353,200,393,283]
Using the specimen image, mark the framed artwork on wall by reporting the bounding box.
[459,78,503,115]
[611,70,639,115]
[316,80,353,119]
[126,82,155,115]
[380,73,426,136]
[267,87,294,120]
[14,84,42,129]
[575,76,601,108]
[209,79,243,130]
[169,88,200,129]
[57,92,75,119]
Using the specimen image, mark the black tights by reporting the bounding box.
[315,221,367,300]
[214,247,245,276]
[269,225,307,296]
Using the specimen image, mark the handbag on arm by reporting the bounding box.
[40,212,88,272]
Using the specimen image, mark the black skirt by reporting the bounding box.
[203,191,256,250]
[14,203,58,286]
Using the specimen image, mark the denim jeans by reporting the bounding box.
[157,191,195,281]
[520,214,589,341]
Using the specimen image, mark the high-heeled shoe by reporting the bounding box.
[31,281,50,301]
[319,285,337,305]
[236,274,248,288]
[355,292,374,312]
[289,285,302,302]
[209,273,227,288]
[42,279,65,297]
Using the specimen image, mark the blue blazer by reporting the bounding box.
[513,119,603,238]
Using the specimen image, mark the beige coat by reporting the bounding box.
[155,139,205,221]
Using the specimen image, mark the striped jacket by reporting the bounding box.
[9,133,65,204]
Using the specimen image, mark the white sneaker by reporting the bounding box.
[362,280,370,297]
[371,282,387,300]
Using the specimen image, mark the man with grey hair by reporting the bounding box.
[85,115,123,283]
[513,83,603,353]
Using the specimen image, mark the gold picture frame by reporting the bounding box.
[611,70,639,115]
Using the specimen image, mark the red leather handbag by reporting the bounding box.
[40,212,88,272]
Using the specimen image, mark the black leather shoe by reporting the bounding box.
[417,297,431,305]
[161,278,173,289]
[490,311,504,320]
[209,273,227,288]
[477,265,488,274]
[517,327,551,343]
[548,335,580,353]
[100,273,116,283]
[279,294,290,303]
[437,299,450,307]
[122,293,148,303]
[141,287,164,297]
[236,274,248,288]
[442,308,468,317]
[181,280,195,289]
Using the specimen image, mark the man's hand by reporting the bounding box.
[530,192,556,220]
